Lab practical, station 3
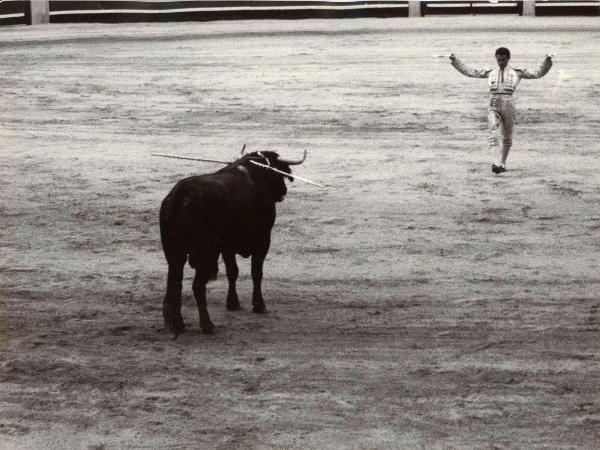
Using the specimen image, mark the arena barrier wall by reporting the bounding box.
[1,0,598,26]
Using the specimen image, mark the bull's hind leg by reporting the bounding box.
[163,257,186,338]
[193,271,215,334]
[223,252,240,311]
[251,254,267,313]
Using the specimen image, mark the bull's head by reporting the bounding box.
[241,150,307,202]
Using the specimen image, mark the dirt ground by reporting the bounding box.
[1,15,599,449]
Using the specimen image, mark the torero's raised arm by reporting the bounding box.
[449,54,492,78]
[515,55,553,79]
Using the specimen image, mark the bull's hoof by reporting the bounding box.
[252,304,267,314]
[165,316,185,338]
[170,328,185,340]
[226,301,241,311]
[201,323,215,335]
[170,325,185,340]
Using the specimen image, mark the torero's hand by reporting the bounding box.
[545,54,554,61]
[449,53,456,62]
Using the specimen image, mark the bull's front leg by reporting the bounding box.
[251,253,267,313]
[223,252,240,311]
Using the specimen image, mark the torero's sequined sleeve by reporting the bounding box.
[450,56,491,78]
[516,56,553,79]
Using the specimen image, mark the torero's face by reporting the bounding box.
[496,54,510,69]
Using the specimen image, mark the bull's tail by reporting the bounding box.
[185,197,220,280]
[161,186,220,279]
[177,189,220,281]
[162,264,185,339]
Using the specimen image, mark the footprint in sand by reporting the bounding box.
[585,304,599,331]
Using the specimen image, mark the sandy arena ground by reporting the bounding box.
[1,15,599,449]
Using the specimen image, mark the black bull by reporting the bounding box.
[159,151,305,337]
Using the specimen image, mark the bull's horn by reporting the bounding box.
[240,144,247,156]
[278,149,307,166]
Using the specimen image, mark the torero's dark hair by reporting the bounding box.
[495,47,511,58]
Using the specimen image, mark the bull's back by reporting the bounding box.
[159,171,274,260]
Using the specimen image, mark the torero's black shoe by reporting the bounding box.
[491,163,507,174]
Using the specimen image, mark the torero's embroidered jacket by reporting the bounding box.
[451,56,553,94]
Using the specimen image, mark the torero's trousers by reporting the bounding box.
[488,94,515,155]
